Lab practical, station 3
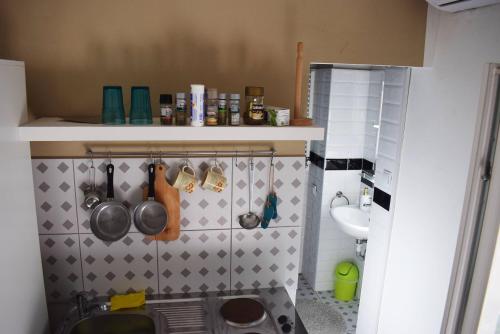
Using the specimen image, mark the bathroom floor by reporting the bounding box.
[296,274,359,334]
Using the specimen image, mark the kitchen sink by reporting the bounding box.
[67,313,155,334]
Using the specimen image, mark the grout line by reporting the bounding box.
[229,157,234,292]
[155,237,160,294]
[71,158,85,292]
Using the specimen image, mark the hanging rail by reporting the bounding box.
[86,149,276,159]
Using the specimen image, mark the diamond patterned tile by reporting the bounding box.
[74,158,154,233]
[32,159,78,234]
[232,157,305,228]
[231,227,301,298]
[80,233,158,297]
[158,230,230,294]
[39,234,83,302]
[171,158,232,230]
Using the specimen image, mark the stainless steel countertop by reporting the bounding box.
[54,287,308,334]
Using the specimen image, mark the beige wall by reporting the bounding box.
[1,0,426,118]
[1,0,426,156]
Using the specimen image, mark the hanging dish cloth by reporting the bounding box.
[262,156,278,228]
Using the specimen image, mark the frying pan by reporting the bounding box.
[133,163,168,235]
[90,163,131,241]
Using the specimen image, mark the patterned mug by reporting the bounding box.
[173,163,196,193]
[201,166,227,193]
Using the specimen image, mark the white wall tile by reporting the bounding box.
[32,159,78,234]
[231,227,301,297]
[80,233,158,297]
[39,234,83,302]
[158,230,230,294]
[232,157,305,228]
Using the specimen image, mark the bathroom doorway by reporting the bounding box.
[442,64,500,334]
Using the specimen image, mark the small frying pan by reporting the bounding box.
[90,163,131,241]
[133,163,168,235]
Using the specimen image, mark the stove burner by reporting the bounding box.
[220,298,267,328]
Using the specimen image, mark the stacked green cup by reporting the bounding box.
[129,86,153,124]
[102,86,125,124]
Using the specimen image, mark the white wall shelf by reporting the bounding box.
[18,117,324,142]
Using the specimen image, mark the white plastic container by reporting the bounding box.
[190,84,205,127]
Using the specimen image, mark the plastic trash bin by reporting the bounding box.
[334,261,359,301]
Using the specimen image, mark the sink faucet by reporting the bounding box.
[76,292,108,318]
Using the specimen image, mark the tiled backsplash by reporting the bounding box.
[31,157,304,302]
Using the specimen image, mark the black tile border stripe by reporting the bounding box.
[309,151,325,169]
[325,159,347,170]
[309,152,364,171]
[362,159,374,173]
[373,187,391,211]
[361,177,374,188]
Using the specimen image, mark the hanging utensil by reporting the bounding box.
[262,154,278,228]
[83,155,102,210]
[133,162,168,235]
[238,157,261,229]
[90,163,131,242]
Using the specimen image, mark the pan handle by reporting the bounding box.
[148,163,155,199]
[106,163,114,199]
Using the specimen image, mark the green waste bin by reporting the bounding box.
[334,261,359,301]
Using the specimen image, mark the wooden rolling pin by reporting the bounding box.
[145,164,180,241]
[291,41,313,126]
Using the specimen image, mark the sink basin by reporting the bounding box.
[330,205,370,239]
[68,313,155,334]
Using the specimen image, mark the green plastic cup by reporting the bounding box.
[102,86,125,124]
[129,86,153,124]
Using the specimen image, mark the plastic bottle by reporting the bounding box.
[190,84,205,127]
[360,187,372,212]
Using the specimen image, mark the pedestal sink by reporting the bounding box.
[330,205,370,239]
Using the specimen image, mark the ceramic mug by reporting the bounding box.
[173,163,196,193]
[201,166,227,193]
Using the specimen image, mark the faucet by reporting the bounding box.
[75,292,108,318]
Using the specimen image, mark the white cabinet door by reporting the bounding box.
[0,60,48,333]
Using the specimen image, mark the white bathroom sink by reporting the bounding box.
[330,205,370,239]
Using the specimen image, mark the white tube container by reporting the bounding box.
[190,84,205,127]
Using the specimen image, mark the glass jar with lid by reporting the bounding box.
[244,86,265,125]
[206,88,218,126]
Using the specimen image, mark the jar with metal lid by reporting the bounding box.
[244,86,265,125]
[175,92,187,125]
[229,93,240,126]
[206,88,218,126]
[160,94,173,125]
[218,93,227,125]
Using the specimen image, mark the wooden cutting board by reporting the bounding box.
[145,164,180,241]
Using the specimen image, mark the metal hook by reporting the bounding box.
[107,151,112,164]
[89,151,95,168]
[270,150,275,167]
[234,150,238,167]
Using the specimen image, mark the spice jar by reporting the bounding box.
[244,86,265,125]
[229,93,240,126]
[206,88,218,126]
[175,92,187,125]
[218,93,227,125]
[160,94,173,125]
